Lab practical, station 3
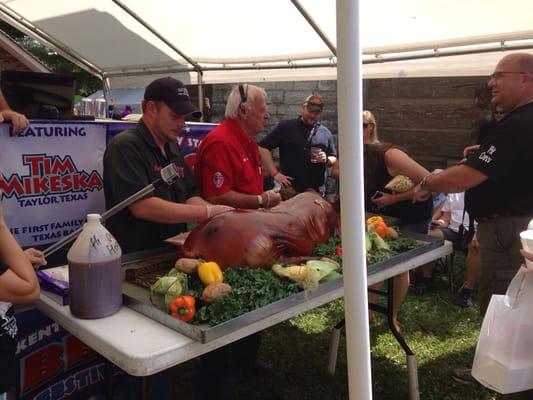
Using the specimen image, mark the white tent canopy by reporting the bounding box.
[1,0,533,87]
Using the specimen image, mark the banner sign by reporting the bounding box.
[0,121,216,248]
[15,308,105,400]
[0,123,106,247]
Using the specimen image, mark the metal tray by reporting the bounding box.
[122,233,444,343]
[368,231,444,276]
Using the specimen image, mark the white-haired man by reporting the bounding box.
[194,84,280,400]
[195,83,281,208]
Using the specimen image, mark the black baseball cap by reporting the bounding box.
[144,77,202,118]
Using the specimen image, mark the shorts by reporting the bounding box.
[439,227,459,243]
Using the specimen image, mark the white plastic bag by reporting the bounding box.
[472,266,533,394]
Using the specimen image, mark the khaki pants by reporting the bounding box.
[476,215,531,315]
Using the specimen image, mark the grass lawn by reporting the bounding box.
[120,255,499,399]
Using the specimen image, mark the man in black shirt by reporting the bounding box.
[259,94,337,195]
[104,77,231,253]
[414,53,533,396]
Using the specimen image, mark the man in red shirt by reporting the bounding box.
[195,84,281,208]
[194,84,281,400]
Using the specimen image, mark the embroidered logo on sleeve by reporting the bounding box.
[213,172,224,188]
[478,145,496,164]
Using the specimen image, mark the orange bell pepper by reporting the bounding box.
[370,221,389,238]
[169,295,196,322]
[366,216,385,226]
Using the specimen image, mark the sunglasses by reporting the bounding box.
[306,102,324,112]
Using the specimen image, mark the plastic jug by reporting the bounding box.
[67,214,122,318]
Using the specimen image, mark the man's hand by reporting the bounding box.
[261,190,282,208]
[274,172,293,187]
[463,144,480,158]
[470,232,478,248]
[413,184,432,203]
[24,248,47,269]
[1,110,29,136]
[520,249,533,264]
[208,205,234,218]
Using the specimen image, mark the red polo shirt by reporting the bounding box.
[195,118,263,197]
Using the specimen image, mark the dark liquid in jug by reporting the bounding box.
[69,259,122,318]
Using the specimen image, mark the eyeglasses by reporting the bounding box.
[494,111,505,115]
[489,71,528,80]
[363,122,373,128]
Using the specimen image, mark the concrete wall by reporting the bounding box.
[210,81,339,142]
[207,76,491,172]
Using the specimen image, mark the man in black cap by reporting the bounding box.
[259,94,337,195]
[103,77,231,254]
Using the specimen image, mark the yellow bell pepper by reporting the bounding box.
[198,261,223,286]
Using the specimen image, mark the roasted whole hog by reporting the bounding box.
[168,191,339,269]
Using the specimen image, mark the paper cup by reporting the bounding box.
[519,230,533,269]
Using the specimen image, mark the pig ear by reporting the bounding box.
[164,231,190,247]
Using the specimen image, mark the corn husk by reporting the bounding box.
[384,175,414,193]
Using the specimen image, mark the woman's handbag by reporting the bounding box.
[471,266,533,394]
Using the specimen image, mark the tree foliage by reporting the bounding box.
[0,21,101,96]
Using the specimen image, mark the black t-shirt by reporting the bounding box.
[260,118,337,193]
[464,102,533,219]
[364,144,432,225]
[103,120,199,253]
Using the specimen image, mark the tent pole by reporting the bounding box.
[112,0,203,74]
[290,0,337,56]
[197,72,204,122]
[102,76,111,117]
[0,4,104,78]
[337,0,372,399]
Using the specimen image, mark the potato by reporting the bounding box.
[387,227,399,239]
[174,258,202,274]
[202,282,232,302]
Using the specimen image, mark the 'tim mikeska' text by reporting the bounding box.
[1,154,103,207]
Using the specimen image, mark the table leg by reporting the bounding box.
[326,279,420,399]
[104,361,114,399]
[385,278,420,400]
[139,377,147,400]
[327,322,343,375]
